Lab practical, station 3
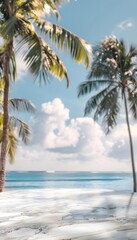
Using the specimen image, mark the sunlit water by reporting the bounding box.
[5,171,133,191]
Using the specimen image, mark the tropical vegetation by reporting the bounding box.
[0,79,35,191]
[0,0,91,191]
[78,36,137,192]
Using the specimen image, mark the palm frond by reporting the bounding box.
[91,87,119,134]
[129,45,137,58]
[0,112,3,129]
[16,0,37,15]
[42,41,69,86]
[84,84,112,115]
[17,33,69,86]
[9,116,31,144]
[0,43,17,81]
[35,19,92,68]
[9,49,17,81]
[88,63,113,79]
[0,78,4,89]
[0,113,17,164]
[16,0,60,19]
[78,79,116,97]
[6,128,17,164]
[0,12,34,40]
[17,33,43,76]
[0,42,17,81]
[0,15,19,39]
[44,0,60,19]
[0,79,4,107]
[128,89,137,119]
[101,89,120,134]
[9,98,36,113]
[92,38,132,78]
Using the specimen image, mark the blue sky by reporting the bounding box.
[11,0,137,119]
[7,0,137,171]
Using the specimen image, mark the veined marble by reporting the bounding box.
[0,189,137,239]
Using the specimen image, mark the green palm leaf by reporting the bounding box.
[0,43,17,81]
[0,113,17,164]
[35,19,92,68]
[9,50,17,81]
[0,12,34,40]
[94,87,119,134]
[17,33,69,85]
[84,84,113,115]
[17,0,60,19]
[0,15,19,39]
[6,128,17,164]
[9,98,36,113]
[42,41,69,86]
[9,116,31,144]
[78,79,117,97]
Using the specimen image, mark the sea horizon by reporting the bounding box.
[6,170,132,173]
[5,171,133,191]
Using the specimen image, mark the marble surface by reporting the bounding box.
[0,189,137,239]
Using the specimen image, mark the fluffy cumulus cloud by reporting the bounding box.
[6,98,137,172]
[117,20,133,30]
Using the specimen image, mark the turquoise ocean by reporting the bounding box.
[5,171,133,191]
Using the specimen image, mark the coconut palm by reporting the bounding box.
[0,102,35,191]
[0,98,35,192]
[0,0,91,191]
[0,80,35,191]
[78,37,137,192]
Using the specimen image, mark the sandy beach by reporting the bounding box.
[0,189,137,239]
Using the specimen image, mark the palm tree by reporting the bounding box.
[0,0,91,191]
[0,79,35,191]
[0,98,35,191]
[78,36,137,192]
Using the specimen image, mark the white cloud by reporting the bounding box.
[6,98,137,172]
[106,124,137,161]
[117,20,133,30]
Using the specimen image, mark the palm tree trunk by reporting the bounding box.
[0,45,11,192]
[123,91,137,192]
